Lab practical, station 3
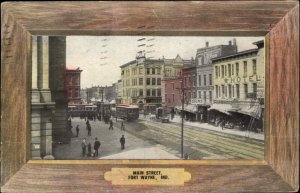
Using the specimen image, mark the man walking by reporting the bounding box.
[120,135,125,150]
[121,121,125,131]
[108,119,114,130]
[93,137,101,157]
[87,124,91,136]
[76,125,79,137]
[81,138,87,157]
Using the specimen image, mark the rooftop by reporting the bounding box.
[211,48,258,62]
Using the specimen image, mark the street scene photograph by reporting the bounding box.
[30,35,265,160]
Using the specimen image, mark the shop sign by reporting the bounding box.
[191,98,202,104]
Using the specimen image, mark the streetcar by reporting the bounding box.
[67,104,97,118]
[116,104,139,121]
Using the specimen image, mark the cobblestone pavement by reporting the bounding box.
[53,117,154,159]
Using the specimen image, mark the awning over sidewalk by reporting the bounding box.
[229,105,262,119]
[176,104,197,113]
[208,104,232,116]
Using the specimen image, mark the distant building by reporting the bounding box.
[120,53,193,113]
[194,40,238,122]
[85,85,117,103]
[180,65,198,121]
[210,40,264,132]
[65,66,82,104]
[161,54,194,112]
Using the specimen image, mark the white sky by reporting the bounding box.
[66,36,264,88]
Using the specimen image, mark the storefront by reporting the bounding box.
[176,104,198,121]
[208,104,233,127]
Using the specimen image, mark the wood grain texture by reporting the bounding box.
[267,4,299,190]
[1,9,31,186]
[1,1,298,35]
[1,1,299,192]
[0,163,293,193]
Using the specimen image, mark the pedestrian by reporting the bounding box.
[76,125,79,137]
[87,124,91,136]
[108,119,114,130]
[94,137,101,157]
[87,142,92,157]
[81,138,87,157]
[121,121,125,131]
[221,119,225,130]
[120,135,125,150]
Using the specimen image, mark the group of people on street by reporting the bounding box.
[71,116,127,158]
[81,137,101,157]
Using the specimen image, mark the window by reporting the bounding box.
[152,78,156,85]
[215,85,218,98]
[232,63,234,75]
[157,68,161,75]
[139,67,143,74]
[172,94,175,102]
[193,76,196,86]
[152,68,155,74]
[222,65,224,78]
[152,89,156,96]
[146,89,151,96]
[228,85,232,98]
[146,78,150,85]
[225,85,227,97]
[139,89,143,96]
[203,91,206,103]
[147,68,150,75]
[215,66,218,77]
[236,84,240,98]
[243,61,248,76]
[252,59,257,75]
[172,83,174,90]
[209,91,212,103]
[198,91,201,99]
[222,85,225,97]
[198,75,201,86]
[139,78,143,85]
[232,85,235,98]
[157,89,161,96]
[225,65,227,76]
[209,74,212,85]
[244,84,248,98]
[157,78,161,85]
[236,62,239,76]
[189,77,192,86]
[204,75,207,86]
[253,83,257,93]
[228,64,231,77]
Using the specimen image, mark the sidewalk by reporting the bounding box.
[171,115,264,141]
[99,145,180,159]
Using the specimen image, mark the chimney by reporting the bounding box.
[233,38,237,46]
[206,41,209,47]
[229,41,232,46]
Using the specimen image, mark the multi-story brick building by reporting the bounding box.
[161,55,194,112]
[210,40,264,132]
[194,40,238,122]
[65,66,82,104]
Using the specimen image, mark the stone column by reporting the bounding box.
[31,36,40,103]
[38,36,52,102]
[37,36,55,159]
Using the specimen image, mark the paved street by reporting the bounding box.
[53,116,264,160]
[53,117,155,159]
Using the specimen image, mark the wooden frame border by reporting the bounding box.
[1,1,299,192]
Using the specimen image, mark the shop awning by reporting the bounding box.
[208,104,232,116]
[176,104,197,113]
[229,105,262,119]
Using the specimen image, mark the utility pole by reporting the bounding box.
[181,79,184,159]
